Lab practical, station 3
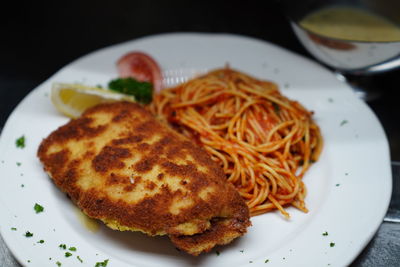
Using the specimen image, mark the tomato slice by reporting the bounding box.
[116,51,163,92]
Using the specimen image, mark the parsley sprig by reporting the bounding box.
[108,78,152,104]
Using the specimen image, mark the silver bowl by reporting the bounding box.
[281,0,400,75]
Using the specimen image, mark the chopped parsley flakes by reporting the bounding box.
[330,242,335,247]
[59,244,67,250]
[56,261,62,266]
[265,259,270,263]
[95,259,109,267]
[69,247,77,251]
[16,162,21,166]
[77,255,83,263]
[24,231,33,237]
[37,240,45,244]
[11,227,17,231]
[34,203,44,213]
[322,231,329,236]
[65,252,72,257]
[340,120,348,126]
[16,136,26,148]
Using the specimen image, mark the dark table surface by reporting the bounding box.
[1,1,399,266]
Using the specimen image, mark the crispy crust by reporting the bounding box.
[37,101,250,255]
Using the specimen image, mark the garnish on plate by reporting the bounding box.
[24,231,33,237]
[77,256,83,263]
[116,51,163,92]
[95,259,109,267]
[16,136,25,148]
[108,77,153,104]
[34,203,44,213]
[50,83,136,119]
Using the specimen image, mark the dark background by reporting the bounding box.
[1,1,399,266]
[1,0,399,160]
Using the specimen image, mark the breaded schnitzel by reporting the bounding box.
[37,101,250,255]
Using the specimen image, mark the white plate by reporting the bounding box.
[0,33,392,267]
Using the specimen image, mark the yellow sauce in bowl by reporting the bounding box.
[299,6,400,42]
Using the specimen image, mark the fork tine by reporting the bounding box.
[162,68,207,87]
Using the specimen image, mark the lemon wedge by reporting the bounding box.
[51,83,136,118]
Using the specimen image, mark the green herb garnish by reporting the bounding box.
[16,136,26,148]
[95,259,109,267]
[69,247,77,251]
[330,242,335,247]
[216,251,220,256]
[77,256,83,263]
[11,227,17,231]
[65,252,72,257]
[265,259,270,263]
[38,240,45,243]
[340,120,348,126]
[59,244,67,250]
[108,78,152,104]
[34,203,44,213]
[56,261,62,266]
[16,162,21,166]
[322,231,328,236]
[25,231,33,237]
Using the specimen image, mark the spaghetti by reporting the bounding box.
[149,68,323,218]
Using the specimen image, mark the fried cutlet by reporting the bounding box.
[37,101,250,255]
